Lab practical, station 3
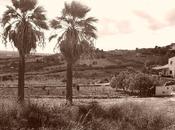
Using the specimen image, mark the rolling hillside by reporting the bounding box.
[0,43,175,84]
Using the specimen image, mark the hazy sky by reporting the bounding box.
[1,0,175,53]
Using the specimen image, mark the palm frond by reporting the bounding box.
[1,6,20,26]
[34,30,44,44]
[50,19,62,29]
[2,14,10,26]
[62,2,70,16]
[57,16,70,24]
[11,0,20,9]
[86,24,97,31]
[32,19,49,30]
[31,6,47,21]
[71,1,90,18]
[34,6,45,14]
[83,29,97,39]
[53,32,66,52]
[85,17,98,23]
[49,34,58,41]
[77,21,97,31]
[2,22,19,46]
[19,0,37,12]
[63,1,90,18]
[29,5,48,30]
[3,24,12,39]
[7,29,20,51]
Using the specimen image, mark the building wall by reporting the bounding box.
[155,86,173,96]
[168,57,175,77]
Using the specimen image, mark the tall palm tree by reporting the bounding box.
[50,1,97,105]
[1,0,48,103]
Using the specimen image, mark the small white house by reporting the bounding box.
[153,56,175,77]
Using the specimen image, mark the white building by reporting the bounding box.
[155,86,173,96]
[168,57,175,77]
[153,56,175,77]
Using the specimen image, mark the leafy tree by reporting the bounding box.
[1,0,48,103]
[114,71,130,91]
[110,71,161,96]
[110,75,117,88]
[49,1,97,104]
[134,73,153,96]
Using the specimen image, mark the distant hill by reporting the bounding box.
[0,43,175,81]
[0,50,51,58]
[0,51,18,58]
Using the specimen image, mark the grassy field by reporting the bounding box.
[0,50,175,129]
[31,96,175,112]
[0,82,125,98]
[0,97,175,130]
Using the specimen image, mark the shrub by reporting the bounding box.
[115,71,130,91]
[0,105,17,130]
[19,103,50,129]
[110,71,161,96]
[110,71,135,91]
[134,73,154,96]
[78,101,107,124]
[0,100,174,130]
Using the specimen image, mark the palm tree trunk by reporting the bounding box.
[18,53,25,104]
[66,62,73,105]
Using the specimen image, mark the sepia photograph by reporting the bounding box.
[0,0,175,129]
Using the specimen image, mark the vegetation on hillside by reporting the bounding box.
[110,71,163,96]
[136,44,175,66]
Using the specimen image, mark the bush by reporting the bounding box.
[0,105,17,130]
[110,71,136,91]
[20,103,50,129]
[110,71,161,96]
[111,71,130,90]
[134,73,153,96]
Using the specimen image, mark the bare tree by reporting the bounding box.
[50,1,97,105]
[1,0,48,104]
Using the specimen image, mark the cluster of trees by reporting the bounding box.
[94,48,106,59]
[0,0,97,105]
[137,45,175,66]
[110,71,162,96]
[136,46,170,56]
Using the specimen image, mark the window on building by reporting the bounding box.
[170,70,172,74]
[170,61,173,65]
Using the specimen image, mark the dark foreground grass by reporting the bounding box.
[0,100,174,130]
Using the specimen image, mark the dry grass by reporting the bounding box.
[0,81,121,98]
[0,99,174,130]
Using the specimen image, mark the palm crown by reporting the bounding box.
[1,0,48,55]
[50,1,97,63]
